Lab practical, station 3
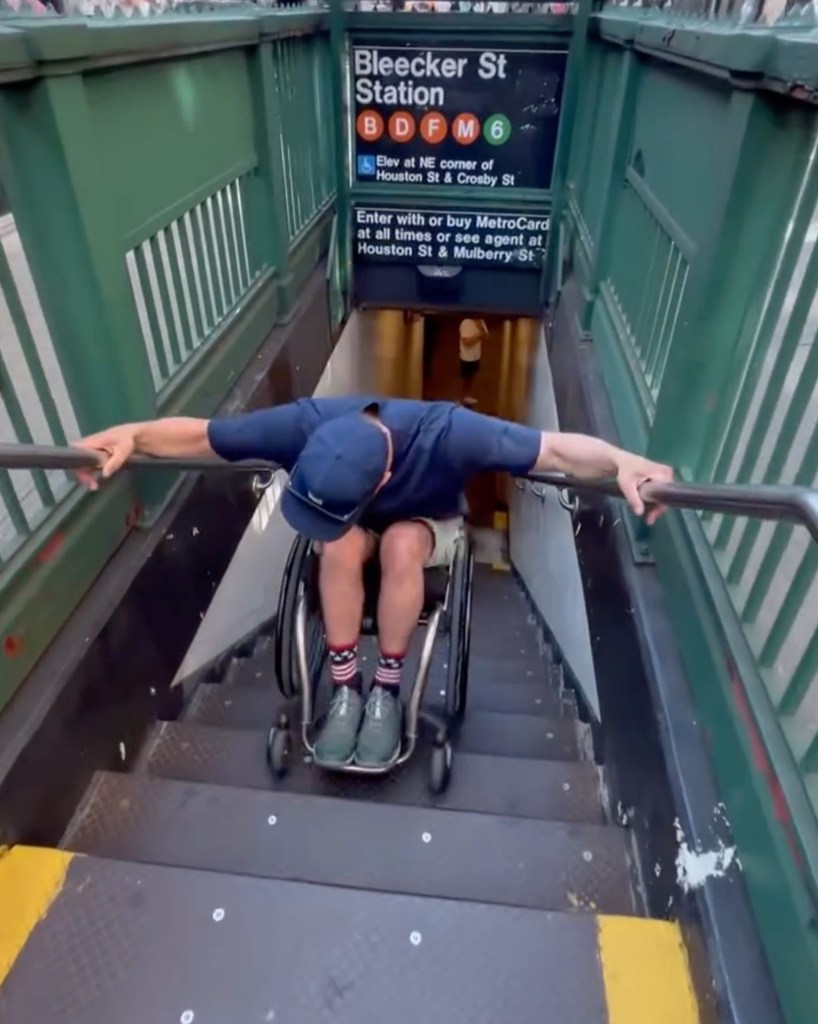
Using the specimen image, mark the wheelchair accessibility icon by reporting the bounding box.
[357,154,376,177]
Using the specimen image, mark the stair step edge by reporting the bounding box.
[61,772,637,917]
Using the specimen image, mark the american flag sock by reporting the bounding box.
[328,643,361,690]
[374,650,405,697]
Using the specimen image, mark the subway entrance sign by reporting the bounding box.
[353,205,550,315]
[354,207,549,269]
[351,44,567,192]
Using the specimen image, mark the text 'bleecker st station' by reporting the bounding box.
[353,48,510,107]
[351,45,568,191]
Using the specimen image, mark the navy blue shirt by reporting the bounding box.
[208,397,541,525]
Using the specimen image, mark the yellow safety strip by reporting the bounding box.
[0,845,73,985]
[598,915,700,1024]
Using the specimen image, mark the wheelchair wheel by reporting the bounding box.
[445,537,474,721]
[429,740,453,795]
[267,718,291,780]
[274,535,326,699]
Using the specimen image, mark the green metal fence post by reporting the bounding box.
[329,0,350,309]
[649,92,807,474]
[0,75,156,435]
[694,104,818,486]
[247,32,296,315]
[580,49,640,333]
[542,0,593,308]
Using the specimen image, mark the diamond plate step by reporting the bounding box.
[464,652,553,686]
[471,563,536,609]
[469,575,543,621]
[457,711,587,761]
[63,773,636,915]
[429,678,563,717]
[219,655,565,718]
[226,644,556,693]
[1,855,616,1024]
[138,722,605,823]
[185,682,275,728]
[468,626,543,661]
[185,671,571,731]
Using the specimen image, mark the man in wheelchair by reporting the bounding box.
[75,396,672,769]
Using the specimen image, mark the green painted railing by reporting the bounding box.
[700,152,818,727]
[0,227,80,563]
[565,9,818,1023]
[327,213,346,331]
[602,171,692,416]
[273,32,337,242]
[0,9,337,709]
[126,173,262,396]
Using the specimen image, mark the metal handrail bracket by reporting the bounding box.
[526,471,818,544]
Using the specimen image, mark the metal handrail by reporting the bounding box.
[3,442,818,542]
[0,443,274,475]
[528,471,818,545]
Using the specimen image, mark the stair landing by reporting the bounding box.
[0,846,700,1024]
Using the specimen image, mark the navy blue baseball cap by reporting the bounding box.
[281,412,389,542]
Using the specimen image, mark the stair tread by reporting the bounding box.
[185,681,274,727]
[2,853,631,1024]
[139,722,605,822]
[465,651,554,681]
[468,631,543,660]
[186,671,571,730]
[469,572,537,624]
[229,649,557,692]
[218,660,565,717]
[430,678,564,717]
[63,772,635,915]
[458,711,585,761]
[471,564,533,603]
[185,688,584,760]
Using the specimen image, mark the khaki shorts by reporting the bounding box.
[411,517,464,568]
[357,516,464,569]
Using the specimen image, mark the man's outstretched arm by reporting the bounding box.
[72,403,302,490]
[534,431,673,524]
[447,408,673,525]
[73,418,213,490]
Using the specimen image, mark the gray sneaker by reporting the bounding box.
[355,686,403,768]
[314,686,363,767]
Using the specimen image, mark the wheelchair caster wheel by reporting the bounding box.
[267,725,290,780]
[429,741,452,795]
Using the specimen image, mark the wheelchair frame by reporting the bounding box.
[269,531,474,793]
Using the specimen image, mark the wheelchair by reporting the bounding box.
[268,529,474,794]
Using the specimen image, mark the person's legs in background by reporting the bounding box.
[458,317,484,406]
[314,526,375,765]
[460,358,480,406]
